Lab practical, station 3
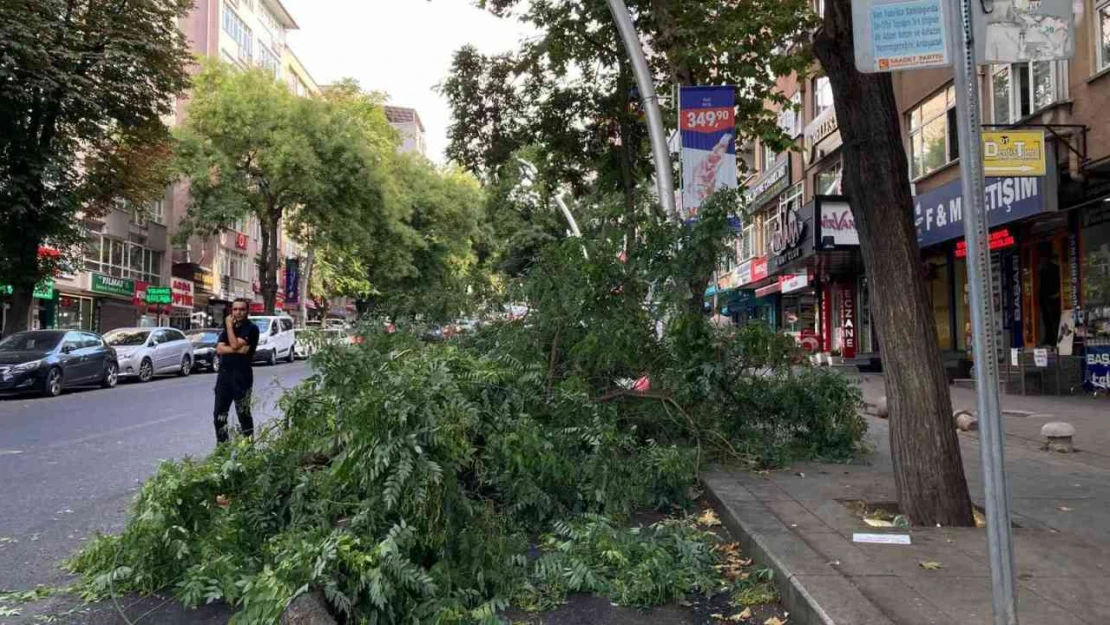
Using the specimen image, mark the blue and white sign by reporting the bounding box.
[680,86,737,221]
[852,0,951,73]
[1085,346,1110,392]
[914,176,1053,247]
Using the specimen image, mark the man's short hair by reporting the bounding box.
[232,297,250,308]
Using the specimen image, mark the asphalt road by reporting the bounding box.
[0,360,312,616]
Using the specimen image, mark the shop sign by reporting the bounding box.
[679,86,737,221]
[914,176,1052,247]
[955,228,1016,258]
[91,273,134,298]
[803,106,842,166]
[737,260,753,287]
[0,279,54,299]
[195,266,216,294]
[744,159,791,209]
[717,268,741,291]
[235,233,248,250]
[750,257,769,282]
[769,200,816,274]
[1034,348,1049,368]
[146,286,172,306]
[842,286,857,359]
[1082,203,1110,229]
[972,0,1074,64]
[1085,346,1110,391]
[171,278,194,309]
[1068,234,1081,321]
[780,273,810,293]
[818,199,859,247]
[133,280,149,307]
[983,130,1046,176]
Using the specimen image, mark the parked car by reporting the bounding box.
[250,315,296,366]
[294,327,350,358]
[0,330,118,397]
[104,327,193,382]
[186,328,221,373]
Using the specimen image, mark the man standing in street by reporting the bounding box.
[214,298,259,443]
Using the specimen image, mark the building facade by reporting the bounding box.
[718,0,1110,382]
[384,106,428,156]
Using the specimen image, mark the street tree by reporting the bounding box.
[175,63,393,314]
[813,0,974,525]
[0,0,192,333]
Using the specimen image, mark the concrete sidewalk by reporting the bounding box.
[704,413,1110,624]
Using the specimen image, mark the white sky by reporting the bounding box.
[283,0,536,162]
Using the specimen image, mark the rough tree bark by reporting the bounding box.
[814,0,974,526]
[259,209,280,315]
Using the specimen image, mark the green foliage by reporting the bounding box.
[0,0,192,319]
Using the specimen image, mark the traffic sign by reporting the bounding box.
[982,130,1045,176]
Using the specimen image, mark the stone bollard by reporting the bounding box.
[954,410,978,432]
[1041,422,1076,453]
[282,590,336,625]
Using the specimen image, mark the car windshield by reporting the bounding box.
[0,331,62,354]
[104,330,149,346]
[251,319,271,333]
[188,332,219,344]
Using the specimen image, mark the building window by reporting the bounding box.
[761,141,777,171]
[908,86,959,179]
[741,223,756,261]
[762,211,779,257]
[257,42,280,79]
[779,181,804,216]
[817,161,842,195]
[813,76,833,118]
[222,3,252,62]
[83,233,162,285]
[149,199,165,225]
[1098,0,1110,72]
[991,62,1063,124]
[227,250,249,281]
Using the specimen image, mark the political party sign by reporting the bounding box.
[852,0,950,73]
[680,86,737,221]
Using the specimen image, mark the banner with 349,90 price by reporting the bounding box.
[679,86,736,222]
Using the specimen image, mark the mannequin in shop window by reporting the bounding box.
[1037,242,1061,347]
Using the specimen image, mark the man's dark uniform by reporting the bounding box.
[214,320,260,443]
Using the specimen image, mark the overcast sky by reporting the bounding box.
[284,0,535,163]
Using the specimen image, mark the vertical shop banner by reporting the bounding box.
[284,258,300,304]
[1069,233,1081,327]
[821,284,833,353]
[841,285,857,359]
[680,86,736,222]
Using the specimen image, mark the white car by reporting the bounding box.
[294,327,350,358]
[249,315,296,366]
[103,327,194,382]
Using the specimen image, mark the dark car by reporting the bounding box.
[187,328,221,373]
[0,330,118,397]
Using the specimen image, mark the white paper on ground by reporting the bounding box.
[852,533,911,545]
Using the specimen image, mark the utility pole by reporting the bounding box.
[606,0,678,223]
[946,0,1018,621]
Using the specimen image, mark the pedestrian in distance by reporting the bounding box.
[213,298,260,443]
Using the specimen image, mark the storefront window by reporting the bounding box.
[925,255,952,350]
[55,295,93,331]
[1083,218,1110,343]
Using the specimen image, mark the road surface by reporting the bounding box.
[0,361,312,623]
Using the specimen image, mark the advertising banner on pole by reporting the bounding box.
[679,86,737,222]
[851,0,950,73]
[973,0,1074,63]
[284,258,300,305]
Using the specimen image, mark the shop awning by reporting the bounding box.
[755,282,781,297]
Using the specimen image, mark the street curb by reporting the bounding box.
[702,472,895,625]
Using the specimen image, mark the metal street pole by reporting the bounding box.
[946,0,1018,622]
[606,0,679,224]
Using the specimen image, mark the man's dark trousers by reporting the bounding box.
[213,384,253,443]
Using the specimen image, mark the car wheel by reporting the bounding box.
[179,355,192,377]
[42,367,63,397]
[267,349,277,366]
[286,345,296,363]
[138,358,154,383]
[101,362,119,388]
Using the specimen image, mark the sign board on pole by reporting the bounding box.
[973,0,1074,63]
[1010,348,1020,367]
[982,130,1046,176]
[679,86,737,222]
[1034,348,1048,368]
[146,286,172,306]
[852,0,950,73]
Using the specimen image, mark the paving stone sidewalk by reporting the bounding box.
[704,411,1110,625]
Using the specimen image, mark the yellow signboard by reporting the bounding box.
[982,130,1046,176]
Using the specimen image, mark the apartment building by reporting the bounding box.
[717,0,1110,381]
[384,106,428,156]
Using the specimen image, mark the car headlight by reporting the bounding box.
[259,335,269,345]
[13,360,42,373]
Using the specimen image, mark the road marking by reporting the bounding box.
[37,413,192,451]
[0,449,22,455]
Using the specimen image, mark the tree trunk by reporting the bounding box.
[815,0,974,526]
[262,213,280,316]
[299,246,314,323]
[4,287,33,334]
